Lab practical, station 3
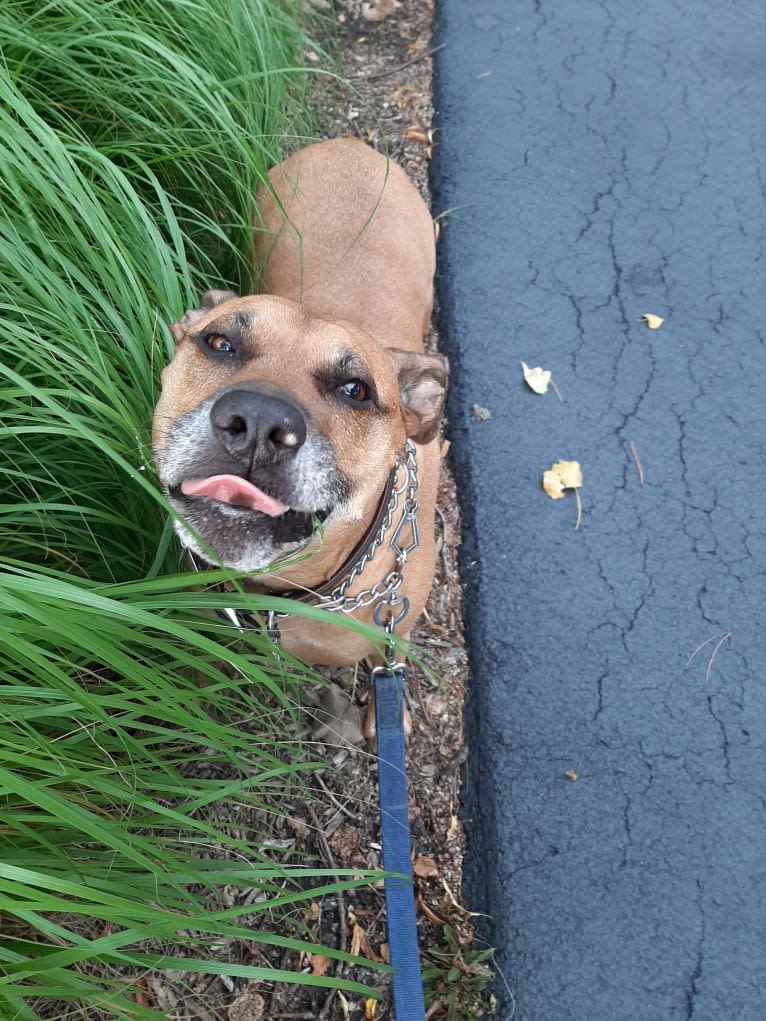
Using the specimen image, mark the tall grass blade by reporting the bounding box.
[0,1,379,1015]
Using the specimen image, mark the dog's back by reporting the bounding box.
[254,138,435,353]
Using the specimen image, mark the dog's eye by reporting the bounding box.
[339,379,369,403]
[204,333,234,355]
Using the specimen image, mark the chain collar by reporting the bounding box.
[309,438,419,618]
[189,440,420,638]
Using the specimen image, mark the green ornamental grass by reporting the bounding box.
[0,2,380,1017]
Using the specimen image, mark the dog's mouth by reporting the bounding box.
[180,474,289,515]
[171,474,328,544]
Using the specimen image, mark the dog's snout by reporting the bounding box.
[210,389,307,463]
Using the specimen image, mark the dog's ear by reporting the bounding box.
[389,349,448,445]
[199,289,239,310]
[169,289,239,342]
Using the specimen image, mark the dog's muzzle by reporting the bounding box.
[157,385,346,572]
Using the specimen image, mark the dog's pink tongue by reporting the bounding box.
[180,475,288,516]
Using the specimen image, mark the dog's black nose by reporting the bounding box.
[210,389,307,464]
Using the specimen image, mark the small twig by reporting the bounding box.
[312,770,357,821]
[182,999,216,1021]
[440,877,472,916]
[685,631,732,686]
[628,440,645,485]
[409,662,431,729]
[416,891,448,927]
[432,503,451,581]
[305,800,339,870]
[317,989,339,1020]
[304,801,349,962]
[368,42,446,81]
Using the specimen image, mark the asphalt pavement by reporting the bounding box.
[429,2,765,1018]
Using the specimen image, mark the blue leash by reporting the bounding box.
[373,661,427,1021]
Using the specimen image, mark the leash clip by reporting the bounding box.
[373,594,410,632]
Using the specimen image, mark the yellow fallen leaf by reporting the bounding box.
[349,917,361,957]
[543,460,584,529]
[641,313,664,329]
[542,470,566,500]
[521,361,552,394]
[550,459,582,489]
[521,361,564,402]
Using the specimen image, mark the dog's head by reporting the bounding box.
[152,290,447,574]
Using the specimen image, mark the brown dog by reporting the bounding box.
[152,138,446,672]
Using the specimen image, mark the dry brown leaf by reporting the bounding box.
[287,815,310,839]
[362,0,399,22]
[311,954,330,977]
[392,85,421,107]
[404,127,428,143]
[349,918,362,958]
[365,998,378,1020]
[349,916,383,962]
[135,979,150,1009]
[304,900,321,922]
[641,312,664,329]
[413,855,439,878]
[359,928,382,962]
[404,125,436,145]
[416,892,449,926]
